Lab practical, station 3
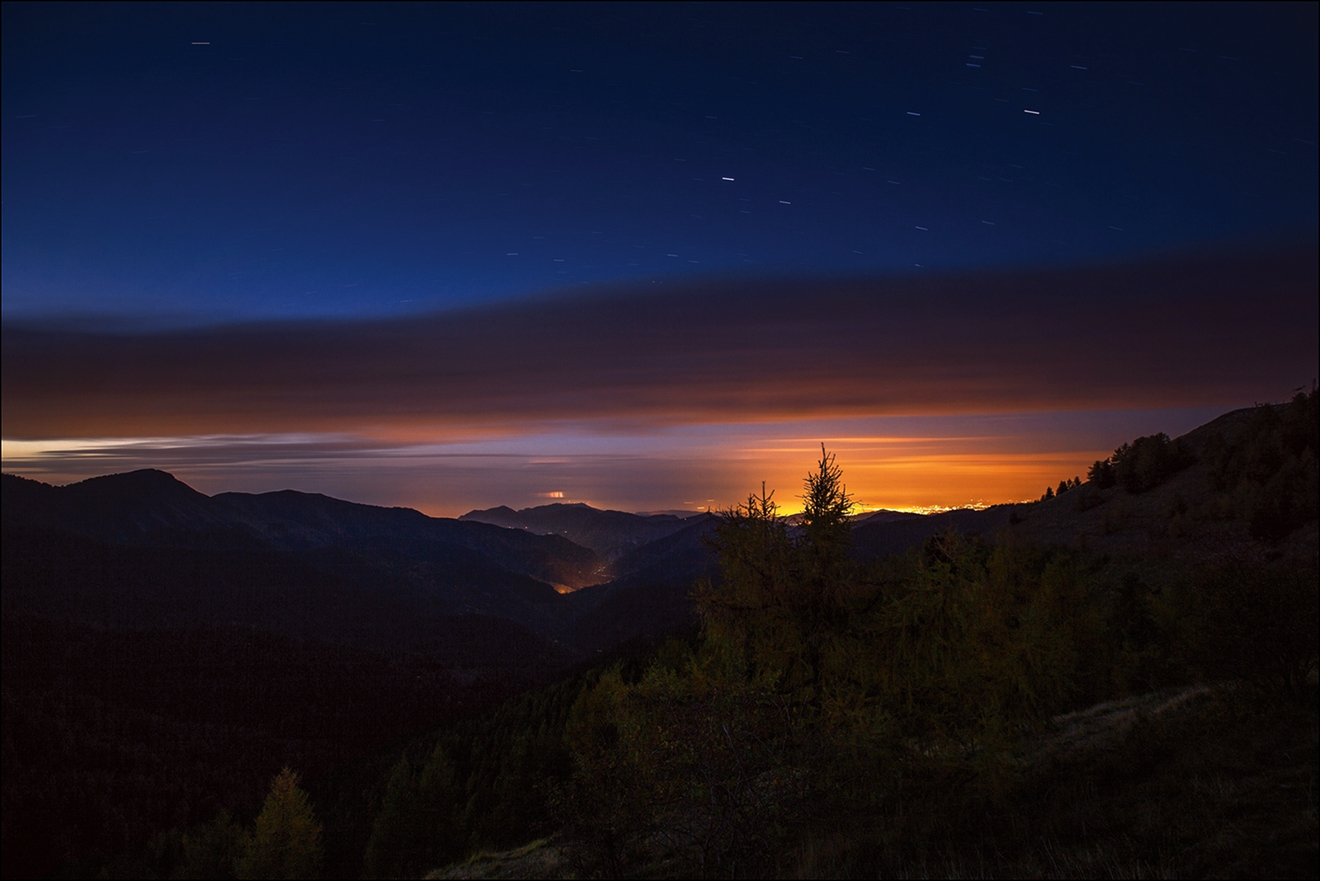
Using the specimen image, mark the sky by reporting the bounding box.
[3,2,1317,516]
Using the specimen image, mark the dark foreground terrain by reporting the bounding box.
[3,391,1316,878]
[431,684,1317,879]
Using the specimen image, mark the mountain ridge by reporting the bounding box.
[459,501,705,561]
[6,396,1314,660]
[6,396,1316,879]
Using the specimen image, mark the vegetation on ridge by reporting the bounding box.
[12,394,1317,879]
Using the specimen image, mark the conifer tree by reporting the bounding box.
[235,767,323,880]
[800,444,854,552]
[799,443,855,605]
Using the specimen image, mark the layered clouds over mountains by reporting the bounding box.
[3,245,1315,514]
[4,246,1314,439]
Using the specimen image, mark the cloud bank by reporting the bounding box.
[3,245,1315,441]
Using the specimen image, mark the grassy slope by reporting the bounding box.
[426,683,1318,879]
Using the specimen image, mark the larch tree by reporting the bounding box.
[235,767,323,880]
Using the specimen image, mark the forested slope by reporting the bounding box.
[7,393,1316,878]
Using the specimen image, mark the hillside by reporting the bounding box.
[402,392,1317,879]
[851,503,1024,560]
[4,393,1316,878]
[4,469,604,588]
[427,684,1317,880]
[0,474,713,876]
[1008,399,1319,570]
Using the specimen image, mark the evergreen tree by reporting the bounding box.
[1088,457,1117,488]
[800,444,854,560]
[235,768,323,880]
[364,745,464,878]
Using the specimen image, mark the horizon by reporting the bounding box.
[0,396,1281,518]
[0,461,1046,518]
[3,4,1316,515]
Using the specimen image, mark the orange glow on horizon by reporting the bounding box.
[2,395,1235,519]
[710,450,1109,517]
[1,429,1114,519]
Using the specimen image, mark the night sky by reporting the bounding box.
[3,2,1317,515]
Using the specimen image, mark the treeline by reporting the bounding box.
[1038,388,1318,540]
[1086,432,1195,494]
[360,670,587,877]
[1202,388,1319,539]
[62,644,633,879]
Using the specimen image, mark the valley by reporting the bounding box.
[2,393,1315,878]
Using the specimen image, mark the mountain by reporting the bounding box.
[1,471,725,658]
[7,393,1312,689]
[7,396,1315,878]
[2,467,230,539]
[0,470,728,875]
[12,389,1313,663]
[850,505,1025,561]
[5,470,604,588]
[459,502,704,561]
[853,508,926,525]
[3,472,607,662]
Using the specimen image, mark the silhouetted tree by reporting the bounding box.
[1088,457,1117,489]
[800,443,855,575]
[1109,433,1194,493]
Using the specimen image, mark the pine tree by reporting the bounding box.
[235,768,323,880]
[800,444,854,552]
[799,443,855,604]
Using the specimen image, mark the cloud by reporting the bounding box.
[0,407,1237,515]
[3,244,1315,440]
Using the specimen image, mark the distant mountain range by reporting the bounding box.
[3,470,734,659]
[0,468,1042,664]
[6,399,1314,877]
[460,502,705,561]
[9,396,1309,666]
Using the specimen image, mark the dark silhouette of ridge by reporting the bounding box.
[460,501,704,561]
[853,508,925,525]
[5,398,1315,881]
[10,390,1309,672]
[4,469,229,541]
[850,505,1023,561]
[3,470,603,587]
[0,470,711,657]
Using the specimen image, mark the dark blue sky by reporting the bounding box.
[5,1,1316,324]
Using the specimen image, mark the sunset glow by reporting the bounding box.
[0,406,1228,516]
[3,2,1316,515]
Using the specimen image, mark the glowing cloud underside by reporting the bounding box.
[2,247,1314,513]
[0,409,1267,517]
